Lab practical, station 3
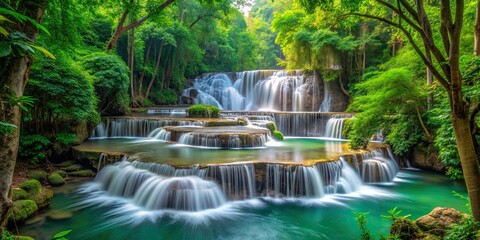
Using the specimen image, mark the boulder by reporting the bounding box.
[48,173,65,186]
[415,207,466,237]
[412,146,445,172]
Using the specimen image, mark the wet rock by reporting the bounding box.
[20,179,42,195]
[8,200,38,225]
[412,146,445,172]
[48,210,73,220]
[26,170,48,182]
[389,218,422,239]
[55,160,76,168]
[48,173,65,186]
[60,164,82,172]
[69,169,96,177]
[24,215,45,225]
[415,207,466,237]
[32,188,53,209]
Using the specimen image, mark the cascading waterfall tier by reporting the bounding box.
[182,70,321,111]
[324,115,353,139]
[91,118,204,138]
[361,148,399,182]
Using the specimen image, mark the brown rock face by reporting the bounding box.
[412,146,445,172]
[415,207,466,236]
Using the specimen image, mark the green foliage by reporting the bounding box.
[81,52,130,115]
[26,56,99,132]
[55,133,77,146]
[51,230,72,240]
[272,130,284,141]
[186,104,220,118]
[12,188,29,201]
[0,121,17,135]
[354,211,371,240]
[150,89,178,105]
[19,135,51,165]
[26,170,48,182]
[445,216,480,240]
[381,207,411,222]
[48,173,65,186]
[1,228,14,240]
[19,179,42,194]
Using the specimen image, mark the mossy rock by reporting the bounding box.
[12,188,30,201]
[8,200,38,224]
[389,218,422,239]
[20,179,42,195]
[14,236,35,240]
[272,130,284,141]
[265,122,276,133]
[26,170,47,182]
[69,169,95,177]
[60,164,82,172]
[48,210,73,220]
[54,160,76,167]
[52,170,67,178]
[48,173,65,186]
[32,188,53,209]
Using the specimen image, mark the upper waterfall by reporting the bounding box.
[182,70,321,112]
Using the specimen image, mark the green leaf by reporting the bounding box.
[0,41,12,57]
[52,229,72,239]
[0,26,8,36]
[26,18,50,36]
[0,121,17,129]
[0,14,13,23]
[27,43,55,59]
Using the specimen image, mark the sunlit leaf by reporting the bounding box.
[26,43,55,59]
[51,229,72,239]
[0,26,8,37]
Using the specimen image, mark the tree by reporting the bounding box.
[301,0,480,221]
[0,0,49,233]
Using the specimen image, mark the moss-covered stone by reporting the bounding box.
[26,170,47,182]
[52,170,67,178]
[12,188,30,201]
[69,169,95,177]
[389,218,422,239]
[272,130,284,141]
[265,122,276,133]
[8,200,38,224]
[32,189,53,209]
[19,179,41,195]
[60,164,82,172]
[54,160,76,167]
[48,173,65,186]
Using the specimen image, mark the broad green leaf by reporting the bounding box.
[0,14,14,23]
[12,41,34,53]
[26,43,55,59]
[0,41,12,57]
[0,26,8,36]
[0,8,27,22]
[26,18,50,36]
[52,229,72,239]
[0,121,17,129]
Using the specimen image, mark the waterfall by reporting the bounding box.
[264,164,325,198]
[361,148,399,182]
[90,118,203,138]
[337,157,362,193]
[177,132,268,148]
[319,79,331,112]
[325,116,352,139]
[147,128,172,141]
[183,70,319,111]
[207,164,256,200]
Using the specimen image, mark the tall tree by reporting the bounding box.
[0,0,49,233]
[301,0,480,221]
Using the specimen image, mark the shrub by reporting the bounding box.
[81,52,130,115]
[19,135,51,165]
[272,130,284,141]
[26,170,48,182]
[151,89,178,105]
[186,104,220,118]
[445,215,480,240]
[48,173,65,186]
[20,180,42,194]
[8,200,38,223]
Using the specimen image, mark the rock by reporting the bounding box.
[389,218,422,239]
[24,215,45,225]
[20,179,42,194]
[60,164,82,172]
[48,210,73,220]
[12,188,29,201]
[412,145,445,172]
[69,169,95,177]
[26,170,48,182]
[32,188,53,209]
[8,200,38,224]
[52,170,67,178]
[48,173,65,186]
[415,207,466,237]
[54,160,76,167]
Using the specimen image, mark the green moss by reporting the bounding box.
[8,200,38,224]
[204,121,238,127]
[265,122,276,133]
[54,160,76,167]
[48,173,65,186]
[12,188,30,201]
[32,189,53,209]
[26,170,48,182]
[186,104,220,118]
[60,164,82,172]
[69,169,95,177]
[14,236,35,240]
[272,130,284,141]
[52,170,67,178]
[19,179,42,194]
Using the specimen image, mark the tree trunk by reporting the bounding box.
[145,41,164,100]
[0,1,49,233]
